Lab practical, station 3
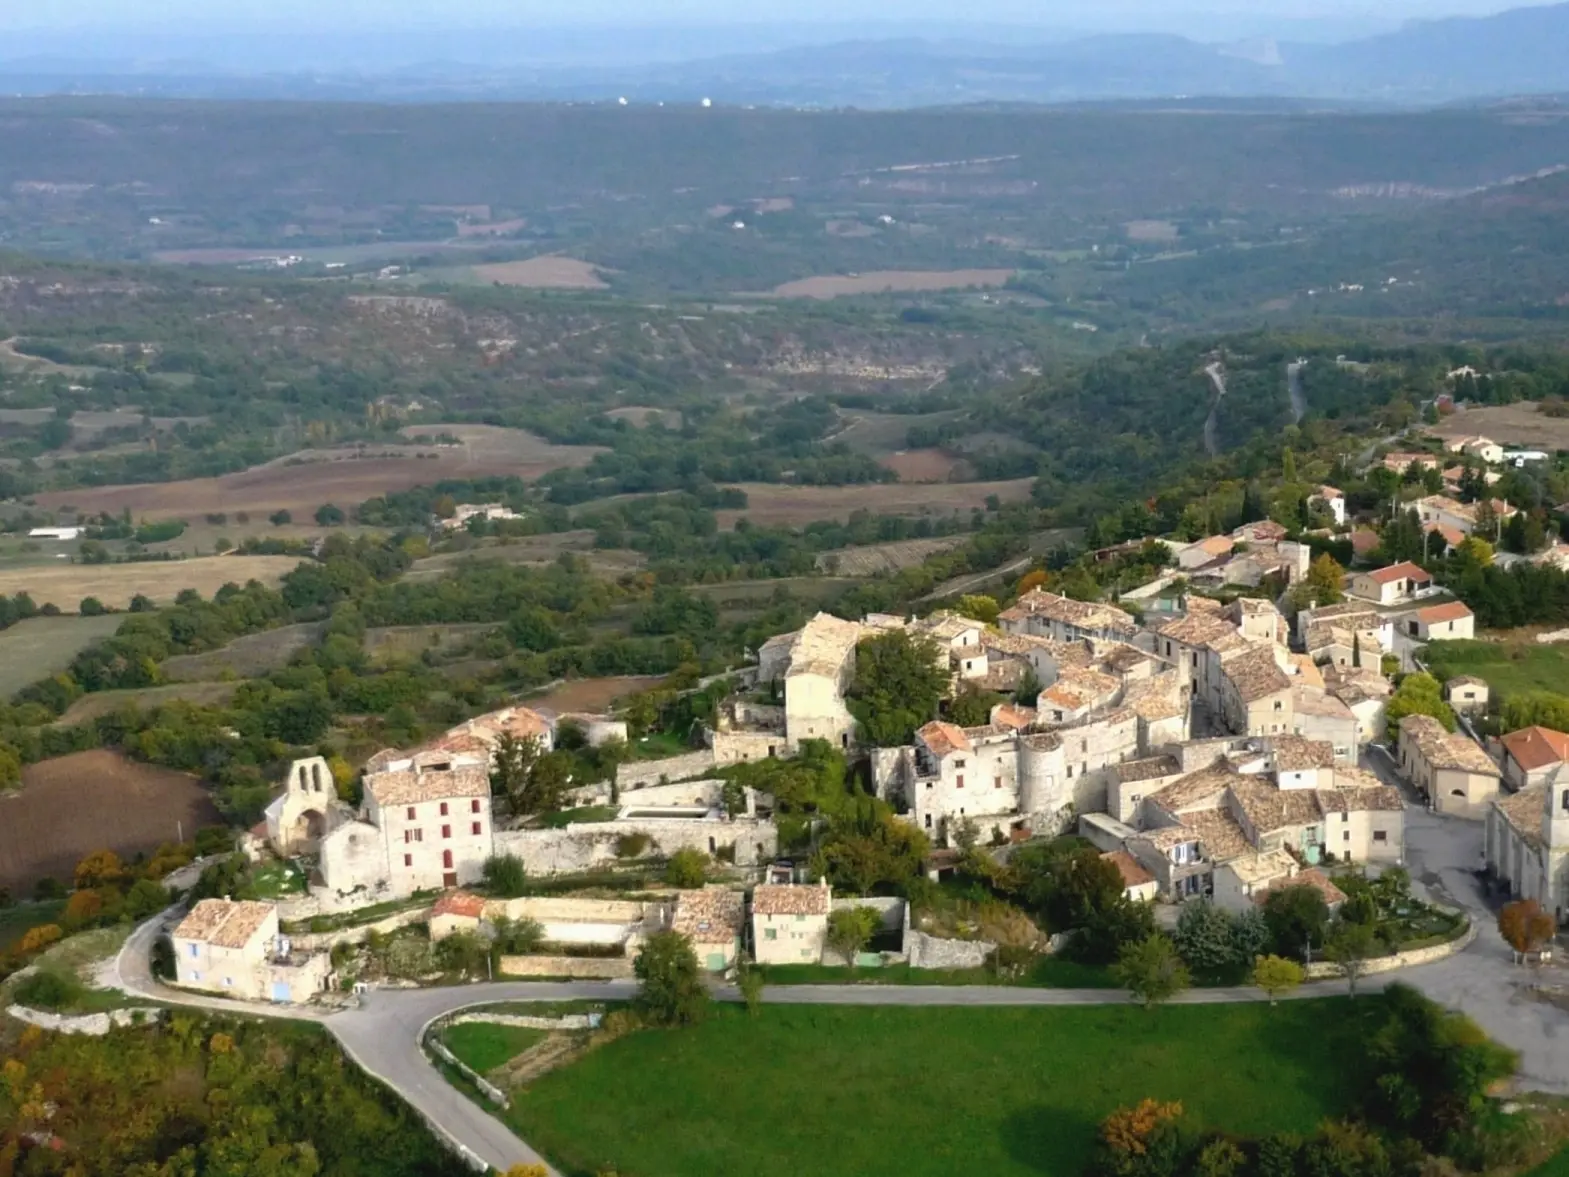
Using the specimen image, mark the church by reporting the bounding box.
[1486,764,1569,924]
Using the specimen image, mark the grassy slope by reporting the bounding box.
[443,1023,547,1074]
[0,899,65,947]
[511,1001,1367,1177]
[0,614,122,696]
[1424,639,1569,701]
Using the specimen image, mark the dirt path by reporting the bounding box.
[1203,361,1227,456]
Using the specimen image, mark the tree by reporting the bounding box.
[955,594,1000,625]
[1325,919,1380,996]
[128,593,156,613]
[0,740,20,791]
[435,931,489,978]
[846,629,949,747]
[269,509,293,526]
[827,905,880,964]
[490,915,545,957]
[481,854,528,898]
[1262,885,1331,960]
[1304,554,1346,607]
[1015,663,1042,706]
[503,1166,549,1177]
[1385,672,1457,740]
[315,503,346,526]
[665,848,709,888]
[79,596,107,616]
[736,959,764,1015]
[949,684,1004,728]
[1112,934,1190,1008]
[1498,898,1556,959]
[73,849,127,890]
[816,811,930,895]
[634,930,709,1026]
[1095,1099,1187,1176]
[1252,954,1305,1005]
[489,733,542,812]
[1171,900,1260,984]
[1013,839,1126,933]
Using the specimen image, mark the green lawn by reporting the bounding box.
[250,860,308,899]
[1529,1147,1569,1176]
[511,1001,1369,1177]
[0,899,66,949]
[756,956,1116,988]
[1424,639,1569,701]
[442,1023,547,1073]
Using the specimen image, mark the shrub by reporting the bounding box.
[664,848,708,888]
[633,930,709,1027]
[17,924,63,954]
[482,854,528,898]
[13,970,81,1011]
[614,832,652,860]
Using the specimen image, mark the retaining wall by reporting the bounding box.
[6,1004,161,1036]
[498,954,633,980]
[1304,918,1475,980]
[448,1011,603,1031]
[426,1037,508,1107]
[287,907,432,951]
[905,930,996,971]
[616,750,716,790]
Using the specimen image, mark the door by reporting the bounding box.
[443,871,459,887]
[707,953,725,972]
[270,982,290,1003]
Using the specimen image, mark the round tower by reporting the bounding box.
[1019,732,1065,817]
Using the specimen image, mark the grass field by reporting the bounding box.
[0,899,65,946]
[2,750,218,891]
[714,479,1033,527]
[527,675,664,713]
[443,1023,549,1073]
[468,257,608,289]
[1424,639,1569,701]
[161,622,326,681]
[365,623,498,666]
[512,1001,1366,1177]
[816,536,968,576]
[768,269,1016,299]
[56,681,237,725]
[0,613,122,696]
[757,957,1115,988]
[0,555,302,611]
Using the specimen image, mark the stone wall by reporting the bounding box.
[7,1004,161,1036]
[498,954,633,979]
[616,750,716,790]
[494,814,777,876]
[831,895,906,934]
[905,930,996,970]
[1304,917,1475,980]
[448,1011,603,1031]
[426,1037,508,1106]
[711,730,784,766]
[287,906,432,951]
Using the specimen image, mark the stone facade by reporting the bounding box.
[615,749,717,790]
[493,813,777,876]
[1486,767,1569,924]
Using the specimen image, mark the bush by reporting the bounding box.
[614,832,652,860]
[633,929,709,1027]
[482,854,528,898]
[664,848,708,888]
[79,596,108,616]
[13,970,82,1010]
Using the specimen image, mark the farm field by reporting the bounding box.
[768,269,1016,299]
[690,576,858,622]
[879,448,969,481]
[526,675,664,713]
[1430,403,1569,450]
[714,479,1034,527]
[0,614,122,696]
[815,536,968,576]
[0,555,302,611]
[511,1001,1366,1177]
[468,257,609,288]
[366,623,497,666]
[408,533,646,580]
[1423,639,1569,701]
[160,622,327,681]
[56,682,238,726]
[602,406,683,429]
[1,750,219,891]
[32,426,602,520]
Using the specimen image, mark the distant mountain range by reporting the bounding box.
[5,3,1569,106]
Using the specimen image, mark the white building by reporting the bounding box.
[751,882,831,965]
[1486,767,1569,924]
[172,898,331,1003]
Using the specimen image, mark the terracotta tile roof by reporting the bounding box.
[174,899,275,949]
[785,612,864,679]
[1190,535,1235,556]
[1415,601,1473,625]
[1234,520,1289,542]
[1223,645,1291,703]
[1292,686,1353,720]
[1229,777,1325,833]
[991,704,1038,731]
[1257,867,1346,907]
[982,630,1056,657]
[1501,726,1569,773]
[1147,764,1236,814]
[1366,561,1432,586]
[917,721,972,758]
[1268,735,1336,772]
[672,887,745,944]
[1401,714,1499,776]
[1151,612,1241,649]
[1494,785,1546,850]
[1445,675,1488,689]
[1117,755,1181,784]
[366,763,491,806]
[998,590,1137,635]
[432,890,486,919]
[912,611,981,643]
[1224,849,1300,886]
[1123,676,1186,721]
[1040,667,1121,712]
[1316,785,1403,814]
[1179,809,1251,861]
[1102,850,1154,888]
[1351,529,1381,556]
[1425,522,1467,549]
[752,884,831,917]
[1315,485,1344,501]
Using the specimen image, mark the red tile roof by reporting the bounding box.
[1366,561,1432,585]
[1416,601,1473,625]
[1500,726,1569,773]
[432,890,486,919]
[1102,850,1154,889]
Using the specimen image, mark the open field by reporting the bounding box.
[366,623,497,666]
[0,614,122,696]
[690,577,859,620]
[512,1001,1365,1177]
[768,269,1016,299]
[715,479,1034,527]
[161,623,327,681]
[831,410,963,456]
[442,1023,548,1074]
[815,536,969,576]
[33,426,602,520]
[0,899,66,946]
[0,750,219,891]
[879,448,969,481]
[469,256,609,289]
[1430,403,1569,450]
[408,533,646,581]
[602,406,683,429]
[0,555,302,611]
[56,682,238,726]
[1424,638,1569,701]
[526,675,664,713]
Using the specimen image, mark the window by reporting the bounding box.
[955,758,967,768]
[472,822,482,836]
[403,829,413,844]
[1343,831,1351,842]
[1080,739,1087,753]
[795,914,805,922]
[442,850,453,869]
[471,799,481,813]
[223,976,233,988]
[404,854,413,867]
[765,927,777,941]
[994,776,1003,789]
[442,824,451,839]
[1373,831,1388,843]
[1273,700,1283,711]
[190,971,201,982]
[188,943,199,958]
[413,829,423,842]
[1562,790,1569,813]
[440,802,449,816]
[1067,765,1074,778]
[956,774,964,789]
[406,806,416,820]
[924,814,932,828]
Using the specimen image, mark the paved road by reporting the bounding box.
[1286,360,1307,424]
[1203,361,1227,456]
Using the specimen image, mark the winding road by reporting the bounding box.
[1287,359,1307,424]
[1202,361,1227,456]
[109,808,1569,1176]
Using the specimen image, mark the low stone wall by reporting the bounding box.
[1304,918,1475,980]
[7,1004,161,1036]
[498,954,634,980]
[616,750,716,790]
[448,1011,603,1031]
[426,1037,508,1106]
[905,930,996,971]
[494,814,777,876]
[287,907,432,951]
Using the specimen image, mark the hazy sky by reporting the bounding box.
[4,0,1540,27]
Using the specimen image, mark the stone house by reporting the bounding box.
[1217,645,1294,737]
[1291,687,1361,761]
[264,756,344,857]
[672,887,745,972]
[1399,601,1475,642]
[1500,726,1569,792]
[1310,486,1347,526]
[1444,676,1490,719]
[1315,773,1406,865]
[772,612,863,754]
[751,882,831,965]
[997,589,1139,644]
[1177,535,1235,571]
[1486,768,1569,924]
[1349,562,1432,606]
[1397,714,1502,819]
[1102,850,1158,903]
[903,721,1027,841]
[1415,494,1517,538]
[1212,849,1302,913]
[172,899,331,1004]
